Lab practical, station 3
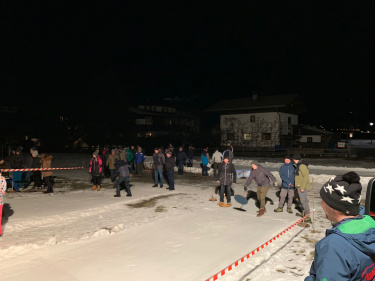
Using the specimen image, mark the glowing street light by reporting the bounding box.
[370,122,374,144]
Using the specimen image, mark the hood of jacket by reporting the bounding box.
[330,215,375,257]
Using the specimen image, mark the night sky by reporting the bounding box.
[2,1,375,132]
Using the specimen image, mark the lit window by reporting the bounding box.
[244,133,251,140]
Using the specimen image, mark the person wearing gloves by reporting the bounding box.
[305,171,375,281]
[293,154,312,222]
[244,160,277,217]
[113,159,132,197]
[216,156,236,207]
[275,155,295,213]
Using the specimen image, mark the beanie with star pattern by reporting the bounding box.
[320,171,362,216]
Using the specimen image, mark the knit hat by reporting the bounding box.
[16,146,23,153]
[320,171,362,216]
[32,150,38,157]
[251,160,259,166]
[293,154,302,161]
[154,147,159,151]
[93,151,99,157]
[285,155,292,161]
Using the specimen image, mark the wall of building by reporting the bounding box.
[220,112,298,148]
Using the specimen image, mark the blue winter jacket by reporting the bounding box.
[305,215,375,281]
[135,152,146,164]
[279,162,295,189]
[201,153,208,165]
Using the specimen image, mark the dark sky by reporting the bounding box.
[2,1,375,129]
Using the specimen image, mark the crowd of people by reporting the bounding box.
[0,146,54,193]
[1,142,375,280]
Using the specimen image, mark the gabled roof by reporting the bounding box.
[294,124,335,136]
[204,94,307,114]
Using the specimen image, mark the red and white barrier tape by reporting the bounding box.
[1,167,84,172]
[205,210,315,281]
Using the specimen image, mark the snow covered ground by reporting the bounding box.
[0,153,374,281]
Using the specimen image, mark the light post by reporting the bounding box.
[370,123,374,144]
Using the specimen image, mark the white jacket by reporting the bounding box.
[212,150,223,163]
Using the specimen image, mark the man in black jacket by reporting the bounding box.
[114,159,132,197]
[176,147,187,175]
[165,151,175,190]
[216,157,237,207]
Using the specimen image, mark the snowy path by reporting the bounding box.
[0,187,302,281]
[0,153,373,280]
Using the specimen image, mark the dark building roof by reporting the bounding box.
[204,94,307,114]
[294,124,335,136]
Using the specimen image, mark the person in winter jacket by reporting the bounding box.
[305,171,375,281]
[152,147,165,188]
[244,160,277,217]
[201,147,209,176]
[130,145,137,174]
[23,146,35,188]
[119,148,128,162]
[125,146,134,171]
[30,150,42,191]
[106,149,119,182]
[293,154,311,222]
[212,148,223,177]
[223,148,234,163]
[41,153,54,194]
[135,147,146,176]
[165,151,175,190]
[176,147,187,175]
[216,157,236,207]
[10,147,24,192]
[89,151,103,191]
[0,170,6,236]
[187,145,194,167]
[275,155,295,213]
[113,159,132,197]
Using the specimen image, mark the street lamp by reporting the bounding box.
[370,123,374,144]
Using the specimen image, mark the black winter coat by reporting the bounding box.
[165,156,175,171]
[217,162,237,185]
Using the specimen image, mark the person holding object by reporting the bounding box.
[305,171,375,281]
[244,160,277,217]
[216,156,236,207]
[275,155,295,213]
[293,154,312,222]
